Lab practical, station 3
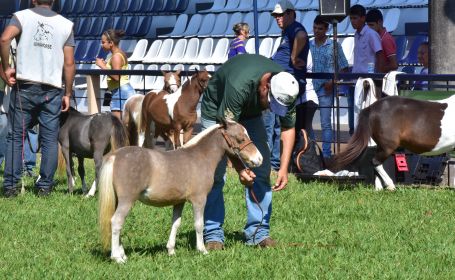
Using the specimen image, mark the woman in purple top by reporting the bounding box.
[228,23,249,59]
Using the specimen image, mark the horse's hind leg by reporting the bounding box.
[62,146,75,193]
[192,199,208,254]
[166,203,185,256]
[86,150,104,197]
[373,147,396,191]
[111,200,135,263]
[77,157,87,194]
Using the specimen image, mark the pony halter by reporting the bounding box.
[220,128,254,170]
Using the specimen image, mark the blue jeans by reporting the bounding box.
[110,83,135,111]
[317,91,334,158]
[24,128,38,172]
[202,116,272,245]
[0,112,6,168]
[3,83,62,191]
[262,110,280,171]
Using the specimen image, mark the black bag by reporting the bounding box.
[103,92,112,106]
[293,129,325,175]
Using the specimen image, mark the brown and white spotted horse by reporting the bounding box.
[330,95,455,191]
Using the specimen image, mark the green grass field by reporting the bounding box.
[1,165,455,279]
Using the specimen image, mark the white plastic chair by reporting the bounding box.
[194,13,216,37]
[129,64,145,90]
[144,64,158,90]
[173,64,185,71]
[188,64,200,71]
[341,36,355,66]
[223,12,244,37]
[181,14,203,37]
[207,38,229,64]
[167,38,188,64]
[194,38,214,64]
[128,39,148,62]
[271,37,281,57]
[383,8,400,33]
[144,38,174,63]
[259,37,274,58]
[204,65,216,72]
[181,37,200,64]
[245,38,256,54]
[151,64,172,91]
[142,39,162,63]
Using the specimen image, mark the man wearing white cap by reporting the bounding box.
[201,54,299,249]
[266,0,309,171]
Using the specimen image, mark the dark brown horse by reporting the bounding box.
[58,108,128,196]
[330,95,455,191]
[122,70,182,146]
[140,70,211,149]
[98,120,263,263]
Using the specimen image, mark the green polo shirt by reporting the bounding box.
[201,54,296,128]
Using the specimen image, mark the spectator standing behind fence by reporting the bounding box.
[267,0,309,171]
[228,23,249,59]
[95,29,135,120]
[310,16,349,159]
[414,41,429,90]
[366,9,398,73]
[348,4,384,134]
[0,0,75,198]
[0,63,6,169]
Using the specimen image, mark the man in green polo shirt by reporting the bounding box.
[201,54,299,249]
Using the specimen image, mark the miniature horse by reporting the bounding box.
[98,120,263,263]
[123,70,181,145]
[330,95,455,191]
[58,108,128,196]
[140,70,211,149]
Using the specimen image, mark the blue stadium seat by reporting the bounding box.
[74,40,88,62]
[60,0,74,15]
[158,14,188,38]
[200,0,226,13]
[125,16,139,37]
[76,17,92,37]
[72,0,86,15]
[174,0,189,13]
[150,0,165,12]
[115,0,129,14]
[81,40,101,62]
[401,35,428,65]
[395,35,408,63]
[138,0,154,13]
[135,16,152,37]
[91,0,107,15]
[101,16,115,33]
[162,0,177,13]
[114,16,128,31]
[400,65,415,74]
[127,0,142,14]
[102,0,119,15]
[87,17,104,38]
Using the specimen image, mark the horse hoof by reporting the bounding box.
[386,186,396,191]
[111,256,127,264]
[167,249,176,256]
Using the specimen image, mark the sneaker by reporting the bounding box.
[3,188,18,198]
[258,237,277,248]
[37,188,52,197]
[24,169,36,177]
[205,241,224,251]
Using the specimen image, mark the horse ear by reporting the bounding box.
[161,70,167,76]
[220,118,228,129]
[175,69,181,75]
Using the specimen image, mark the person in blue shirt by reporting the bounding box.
[266,0,309,171]
[228,23,249,59]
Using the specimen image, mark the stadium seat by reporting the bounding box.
[142,39,163,63]
[188,64,200,71]
[115,0,129,14]
[100,16,115,33]
[144,64,158,90]
[293,0,313,10]
[129,64,145,90]
[102,0,118,15]
[222,12,244,37]
[81,40,101,62]
[74,40,89,62]
[181,37,200,64]
[76,17,92,37]
[268,17,282,36]
[259,37,274,58]
[223,0,241,13]
[194,38,214,65]
[87,17,104,38]
[206,38,229,64]
[395,35,408,63]
[60,0,74,15]
[159,14,188,38]
[383,8,400,33]
[150,0,165,12]
[194,13,216,38]
[400,65,416,74]
[114,16,128,31]
[357,0,375,6]
[151,64,172,91]
[128,39,149,62]
[143,38,174,63]
[173,64,185,71]
[163,0,178,13]
[204,65,216,72]
[264,0,277,11]
[126,0,142,14]
[271,37,281,57]
[203,13,229,37]
[137,0,154,13]
[167,38,188,64]
[72,0,85,15]
[245,38,255,54]
[257,0,270,11]
[174,0,190,13]
[301,11,318,35]
[242,12,255,35]
[199,0,226,13]
[236,0,253,12]
[181,14,203,37]
[119,40,138,55]
[257,12,272,36]
[91,0,106,16]
[125,16,139,37]
[135,16,153,37]
[341,37,355,66]
[401,35,428,65]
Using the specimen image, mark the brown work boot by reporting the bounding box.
[258,237,277,248]
[205,241,224,251]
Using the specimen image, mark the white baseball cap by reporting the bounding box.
[269,72,299,117]
[271,0,295,15]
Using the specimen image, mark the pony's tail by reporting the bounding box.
[99,154,116,252]
[329,108,372,171]
[57,143,66,177]
[135,100,143,146]
[110,116,129,151]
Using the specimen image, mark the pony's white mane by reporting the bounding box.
[183,124,221,148]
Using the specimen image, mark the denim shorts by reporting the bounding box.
[110,83,135,111]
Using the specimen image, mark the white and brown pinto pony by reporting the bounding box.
[330,95,455,191]
[98,120,263,263]
[122,70,181,145]
[140,70,211,149]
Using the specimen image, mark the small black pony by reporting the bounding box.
[58,108,128,196]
